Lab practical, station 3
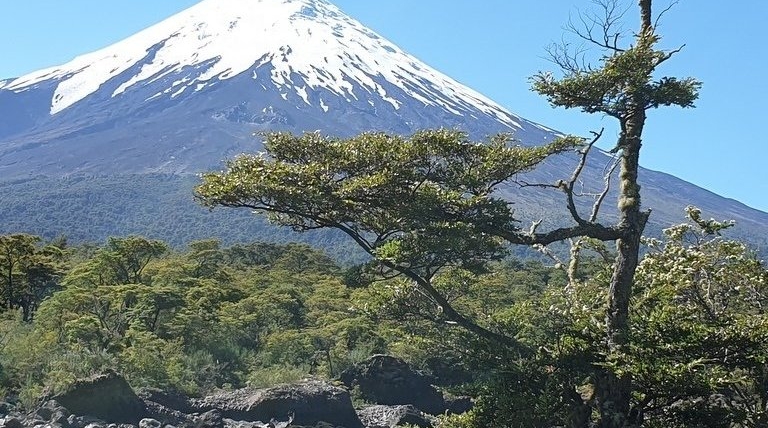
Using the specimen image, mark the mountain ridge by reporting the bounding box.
[0,0,765,251]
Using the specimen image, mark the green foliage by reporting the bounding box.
[0,214,762,427]
[0,234,65,321]
[197,129,578,276]
[0,174,367,264]
[0,234,391,399]
[531,33,701,117]
[446,211,768,427]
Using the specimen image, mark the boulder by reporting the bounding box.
[136,389,192,415]
[141,400,193,427]
[52,371,147,424]
[1,416,24,428]
[339,355,446,415]
[137,419,161,428]
[195,409,223,428]
[192,380,362,428]
[357,405,434,428]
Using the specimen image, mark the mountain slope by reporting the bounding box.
[0,0,765,250]
[0,0,554,177]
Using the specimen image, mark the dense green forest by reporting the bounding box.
[1,213,766,426]
[0,174,366,263]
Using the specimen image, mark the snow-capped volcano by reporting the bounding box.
[4,0,533,130]
[1,0,767,249]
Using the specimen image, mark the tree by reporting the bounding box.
[197,130,587,348]
[65,236,168,287]
[196,1,700,425]
[531,1,700,424]
[0,234,64,321]
[628,207,768,426]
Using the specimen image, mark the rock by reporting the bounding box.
[1,417,24,428]
[339,355,446,415]
[195,410,223,428]
[0,403,12,416]
[138,419,161,428]
[38,400,71,426]
[34,406,54,421]
[52,371,147,424]
[136,390,192,415]
[142,401,193,428]
[51,409,71,427]
[357,405,434,428]
[193,380,362,428]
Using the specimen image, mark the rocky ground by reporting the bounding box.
[0,355,472,428]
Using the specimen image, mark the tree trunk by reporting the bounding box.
[597,108,648,428]
[596,4,655,426]
[639,0,652,32]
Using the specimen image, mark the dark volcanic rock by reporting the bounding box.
[339,355,446,415]
[192,380,362,428]
[136,389,193,414]
[52,371,147,424]
[196,409,223,428]
[357,405,434,428]
[1,416,24,428]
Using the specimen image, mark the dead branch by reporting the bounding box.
[590,154,621,222]
[653,0,679,29]
[566,0,630,53]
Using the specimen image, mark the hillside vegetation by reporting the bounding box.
[0,215,766,427]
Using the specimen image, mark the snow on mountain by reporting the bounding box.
[0,0,766,249]
[3,0,538,133]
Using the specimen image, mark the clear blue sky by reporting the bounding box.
[2,1,766,213]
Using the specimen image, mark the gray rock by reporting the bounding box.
[52,371,146,424]
[141,401,192,428]
[195,409,223,428]
[51,410,71,428]
[339,355,446,415]
[135,390,191,415]
[70,415,107,428]
[34,407,53,422]
[1,416,24,428]
[193,380,361,428]
[138,419,161,428]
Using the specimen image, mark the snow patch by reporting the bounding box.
[296,85,310,105]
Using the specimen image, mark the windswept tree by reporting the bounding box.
[197,0,700,426]
[531,0,700,424]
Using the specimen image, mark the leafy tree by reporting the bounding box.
[0,234,64,321]
[530,1,700,423]
[65,236,168,287]
[628,208,768,426]
[197,130,584,346]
